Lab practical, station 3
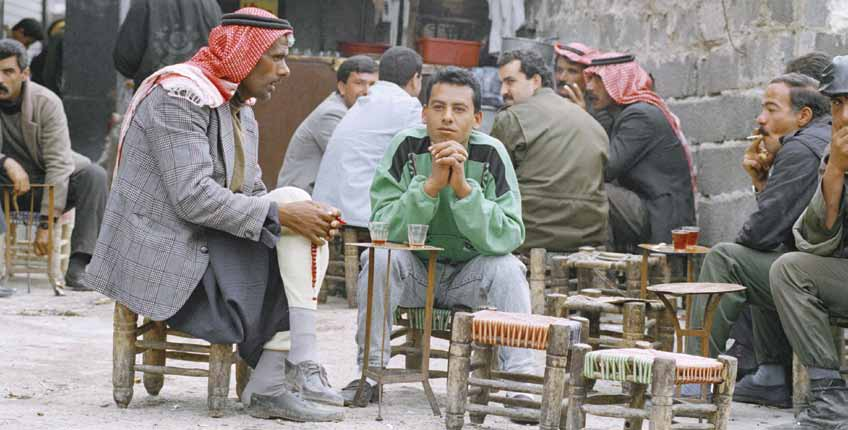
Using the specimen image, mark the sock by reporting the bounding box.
[808,367,841,381]
[749,364,786,386]
[287,307,318,364]
[241,349,288,406]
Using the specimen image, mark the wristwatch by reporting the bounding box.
[38,221,49,230]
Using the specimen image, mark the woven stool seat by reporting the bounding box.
[395,306,454,331]
[563,295,666,313]
[471,309,581,350]
[584,348,724,385]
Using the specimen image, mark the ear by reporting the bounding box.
[336,80,345,96]
[421,105,428,125]
[472,110,483,129]
[531,74,542,90]
[22,66,30,79]
[798,106,813,128]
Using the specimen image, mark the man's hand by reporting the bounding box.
[3,158,29,196]
[278,201,341,245]
[560,82,587,111]
[425,141,467,197]
[829,126,848,174]
[34,227,49,256]
[446,153,472,199]
[428,141,471,198]
[742,133,775,192]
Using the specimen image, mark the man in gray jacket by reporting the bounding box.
[767,56,848,429]
[276,55,377,193]
[0,39,106,293]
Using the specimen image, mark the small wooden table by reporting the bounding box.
[349,242,443,419]
[638,244,710,299]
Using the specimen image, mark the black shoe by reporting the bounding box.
[795,378,848,429]
[340,379,377,407]
[247,392,344,422]
[64,268,92,292]
[0,285,14,298]
[732,375,792,409]
[506,393,540,425]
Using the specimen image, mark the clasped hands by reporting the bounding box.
[423,140,472,199]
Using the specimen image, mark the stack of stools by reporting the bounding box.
[549,290,676,353]
[549,247,671,298]
[566,346,738,430]
[445,310,584,429]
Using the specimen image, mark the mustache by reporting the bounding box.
[0,85,8,94]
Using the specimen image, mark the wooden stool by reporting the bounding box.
[566,346,738,430]
[112,303,250,417]
[446,310,583,429]
[792,316,848,415]
[549,293,675,352]
[340,226,370,308]
[391,306,454,377]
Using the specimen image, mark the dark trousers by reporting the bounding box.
[0,162,107,256]
[606,182,649,252]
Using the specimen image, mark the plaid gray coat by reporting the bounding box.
[86,87,271,320]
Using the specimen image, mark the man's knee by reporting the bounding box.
[703,242,744,268]
[72,163,108,190]
[264,186,311,205]
[769,252,815,298]
[475,254,528,291]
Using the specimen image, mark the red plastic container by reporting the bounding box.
[417,37,481,67]
[337,41,390,57]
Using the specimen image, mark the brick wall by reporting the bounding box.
[524,0,847,245]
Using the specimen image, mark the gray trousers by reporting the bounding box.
[606,183,649,253]
[686,243,791,366]
[356,250,534,374]
[770,252,848,370]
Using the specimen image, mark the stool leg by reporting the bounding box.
[624,383,647,430]
[343,228,359,308]
[142,320,166,395]
[712,355,738,430]
[622,302,646,347]
[792,352,809,417]
[625,260,641,298]
[655,307,676,352]
[113,303,137,408]
[576,267,593,293]
[540,323,571,430]
[468,342,493,424]
[530,248,546,314]
[446,313,473,430]
[235,356,251,403]
[649,357,675,430]
[405,327,423,370]
[564,344,591,430]
[208,344,232,417]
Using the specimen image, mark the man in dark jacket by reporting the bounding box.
[113,0,221,89]
[491,49,608,251]
[583,53,696,251]
[767,56,848,428]
[687,73,831,408]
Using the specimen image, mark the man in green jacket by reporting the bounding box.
[491,49,608,252]
[341,67,532,406]
[767,56,848,429]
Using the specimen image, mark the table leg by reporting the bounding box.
[376,249,393,421]
[640,249,650,299]
[421,250,441,416]
[699,293,722,401]
[353,248,376,407]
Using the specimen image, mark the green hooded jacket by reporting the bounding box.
[369,126,525,263]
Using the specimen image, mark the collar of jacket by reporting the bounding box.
[779,114,832,145]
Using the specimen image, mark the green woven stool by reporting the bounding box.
[390,307,455,376]
[565,346,738,430]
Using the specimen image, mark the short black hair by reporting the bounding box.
[0,39,29,70]
[12,18,44,41]
[379,47,422,87]
[497,49,553,88]
[425,66,482,112]
[770,73,830,119]
[785,52,833,83]
[337,55,378,83]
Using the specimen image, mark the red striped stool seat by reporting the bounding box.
[471,309,582,350]
[584,348,725,385]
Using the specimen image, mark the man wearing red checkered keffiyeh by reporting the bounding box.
[88,8,346,422]
[582,53,696,252]
[553,41,614,131]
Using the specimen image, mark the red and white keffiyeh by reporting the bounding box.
[554,42,600,66]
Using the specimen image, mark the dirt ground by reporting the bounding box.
[1,276,796,430]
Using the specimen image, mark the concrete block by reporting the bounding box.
[696,191,758,246]
[643,54,698,99]
[597,14,621,51]
[697,49,741,96]
[815,32,848,56]
[801,0,829,28]
[692,141,752,196]
[617,14,648,51]
[768,0,794,24]
[669,91,763,144]
[697,3,727,45]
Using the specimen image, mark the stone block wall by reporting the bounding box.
[524,0,848,245]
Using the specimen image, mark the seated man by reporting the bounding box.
[276,55,378,193]
[86,9,345,422]
[0,39,107,292]
[553,41,612,132]
[491,49,608,251]
[341,67,532,409]
[583,53,696,251]
[768,56,848,428]
[312,47,423,227]
[687,73,831,407]
[785,51,833,83]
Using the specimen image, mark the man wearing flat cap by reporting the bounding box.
[582,53,696,251]
[86,7,344,422]
[765,55,848,428]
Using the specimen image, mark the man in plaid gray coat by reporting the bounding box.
[86,8,344,422]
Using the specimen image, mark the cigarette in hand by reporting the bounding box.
[745,135,761,141]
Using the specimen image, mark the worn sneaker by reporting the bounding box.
[794,378,848,429]
[340,378,378,407]
[0,285,14,298]
[506,393,540,425]
[285,360,344,407]
[732,375,792,408]
[247,391,344,422]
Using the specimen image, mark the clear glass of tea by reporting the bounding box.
[369,221,389,244]
[682,226,700,250]
[407,224,429,247]
[671,229,688,251]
